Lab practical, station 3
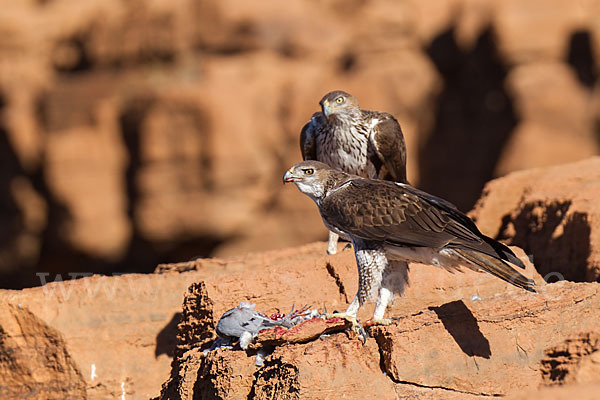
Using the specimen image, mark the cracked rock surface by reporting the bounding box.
[155,243,600,399]
[1,159,599,399]
[471,157,600,282]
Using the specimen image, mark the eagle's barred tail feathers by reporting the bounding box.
[453,248,537,293]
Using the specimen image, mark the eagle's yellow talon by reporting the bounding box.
[364,317,393,327]
[326,312,367,341]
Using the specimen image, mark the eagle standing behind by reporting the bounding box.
[300,90,408,254]
[283,161,536,330]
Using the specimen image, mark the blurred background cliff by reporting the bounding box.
[0,0,599,288]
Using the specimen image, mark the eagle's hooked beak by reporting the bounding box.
[283,169,297,184]
[321,99,332,118]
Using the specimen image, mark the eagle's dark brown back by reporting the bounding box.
[319,177,526,270]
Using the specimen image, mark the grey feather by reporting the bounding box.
[216,302,291,349]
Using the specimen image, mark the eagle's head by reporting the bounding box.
[319,90,360,119]
[283,160,348,201]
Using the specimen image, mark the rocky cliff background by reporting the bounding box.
[1,0,600,288]
[1,156,599,399]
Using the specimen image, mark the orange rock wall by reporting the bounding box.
[0,0,599,287]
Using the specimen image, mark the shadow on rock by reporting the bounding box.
[155,312,181,358]
[429,300,491,359]
[499,201,592,282]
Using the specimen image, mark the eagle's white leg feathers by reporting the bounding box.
[373,287,393,321]
[326,242,389,336]
[344,295,360,317]
[327,231,339,255]
[373,261,409,322]
[350,241,411,324]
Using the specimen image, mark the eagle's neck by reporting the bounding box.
[300,173,352,207]
[328,109,362,129]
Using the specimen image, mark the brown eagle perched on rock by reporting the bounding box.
[300,90,408,254]
[283,161,536,332]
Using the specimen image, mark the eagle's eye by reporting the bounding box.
[304,168,314,176]
[335,96,344,104]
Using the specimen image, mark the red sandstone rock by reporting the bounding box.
[507,383,600,400]
[0,235,597,400]
[540,332,600,386]
[156,245,600,399]
[496,63,599,176]
[2,0,600,279]
[0,272,210,399]
[0,3,599,396]
[369,282,600,396]
[0,304,86,400]
[471,157,600,282]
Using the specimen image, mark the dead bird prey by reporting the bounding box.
[283,161,536,332]
[216,302,313,349]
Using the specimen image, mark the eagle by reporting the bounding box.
[283,161,536,331]
[300,90,408,254]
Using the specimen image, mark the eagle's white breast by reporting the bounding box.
[316,119,377,178]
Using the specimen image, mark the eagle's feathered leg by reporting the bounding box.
[326,231,339,255]
[326,240,388,339]
[354,241,387,306]
[345,294,360,316]
[370,260,409,325]
[330,241,390,330]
